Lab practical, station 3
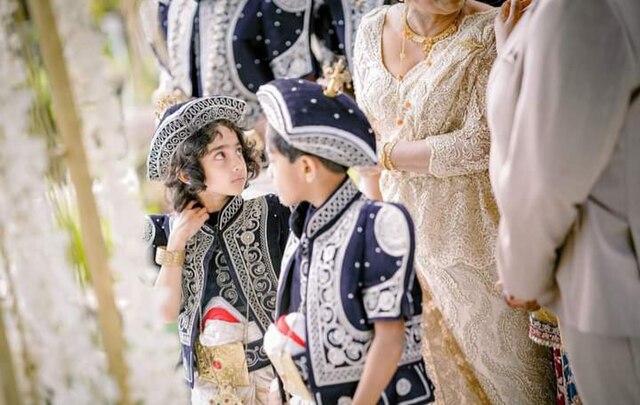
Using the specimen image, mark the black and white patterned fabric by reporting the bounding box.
[151,0,315,127]
[146,95,247,181]
[257,78,377,167]
[312,0,386,67]
[145,194,291,386]
[148,0,387,128]
[275,179,434,404]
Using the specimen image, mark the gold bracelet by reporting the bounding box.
[155,247,186,267]
[379,141,390,170]
[386,139,399,171]
[380,140,399,171]
[380,141,394,170]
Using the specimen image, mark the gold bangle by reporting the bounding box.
[386,140,399,171]
[155,247,185,267]
[380,141,392,170]
[380,140,398,171]
[382,141,393,170]
[379,141,390,170]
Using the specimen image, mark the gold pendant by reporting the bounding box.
[422,42,433,58]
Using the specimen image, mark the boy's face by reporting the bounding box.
[266,145,307,207]
[198,125,248,199]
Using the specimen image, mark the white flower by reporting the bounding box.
[51,0,186,401]
[0,5,114,402]
[0,0,186,402]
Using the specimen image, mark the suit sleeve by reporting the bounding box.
[266,194,292,257]
[361,203,418,321]
[493,0,634,302]
[143,214,171,268]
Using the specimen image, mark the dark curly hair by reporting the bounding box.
[164,120,260,212]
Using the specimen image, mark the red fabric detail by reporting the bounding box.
[276,315,305,348]
[554,348,566,405]
[202,307,240,326]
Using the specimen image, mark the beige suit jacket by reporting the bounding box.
[487,0,640,336]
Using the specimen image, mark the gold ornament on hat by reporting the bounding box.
[153,89,189,119]
[320,58,352,98]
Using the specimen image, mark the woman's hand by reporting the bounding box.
[504,296,540,312]
[354,164,382,179]
[353,165,383,201]
[495,281,540,311]
[495,0,532,54]
[167,201,209,250]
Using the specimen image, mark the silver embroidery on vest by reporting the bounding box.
[166,0,198,95]
[222,198,279,333]
[306,201,373,386]
[178,229,214,345]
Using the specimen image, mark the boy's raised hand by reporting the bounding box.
[169,201,209,249]
[156,200,208,323]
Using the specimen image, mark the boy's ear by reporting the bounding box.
[177,170,190,185]
[300,155,318,183]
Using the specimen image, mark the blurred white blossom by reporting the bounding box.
[51,0,186,402]
[0,0,186,402]
[0,2,115,403]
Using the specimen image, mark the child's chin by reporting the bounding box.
[278,195,299,207]
[230,183,246,194]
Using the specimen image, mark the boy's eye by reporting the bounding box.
[214,152,225,160]
[236,147,243,155]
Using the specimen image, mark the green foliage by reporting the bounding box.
[90,0,121,24]
[16,0,160,285]
[48,185,91,286]
[47,185,115,287]
[12,2,64,181]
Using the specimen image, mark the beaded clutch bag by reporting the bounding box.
[529,308,561,349]
[195,340,250,404]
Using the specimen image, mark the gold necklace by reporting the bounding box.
[401,7,459,62]
[395,6,459,127]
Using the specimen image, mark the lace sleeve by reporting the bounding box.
[426,31,496,178]
[352,8,384,105]
[351,12,369,103]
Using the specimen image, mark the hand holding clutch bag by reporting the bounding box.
[263,313,313,401]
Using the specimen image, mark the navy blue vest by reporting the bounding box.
[145,194,290,386]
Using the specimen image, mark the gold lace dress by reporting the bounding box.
[353,6,554,404]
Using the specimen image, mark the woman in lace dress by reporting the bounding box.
[352,1,554,404]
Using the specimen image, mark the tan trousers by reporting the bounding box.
[561,324,640,405]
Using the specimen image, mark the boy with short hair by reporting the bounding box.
[257,79,434,404]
